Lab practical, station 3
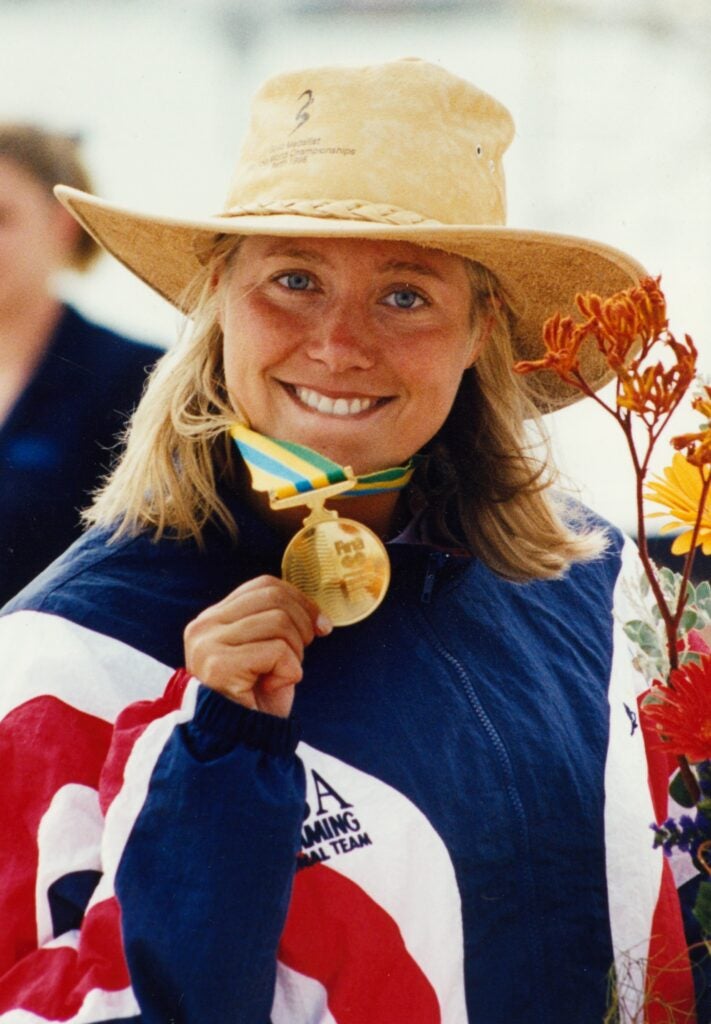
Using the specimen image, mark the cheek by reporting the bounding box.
[222,297,297,367]
[221,309,293,417]
[0,226,51,285]
[429,375,465,425]
[221,311,251,400]
[410,349,470,435]
[0,226,29,258]
[411,336,472,395]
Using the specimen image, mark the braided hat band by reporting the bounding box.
[222,199,442,227]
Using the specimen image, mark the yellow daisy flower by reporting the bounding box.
[645,452,711,555]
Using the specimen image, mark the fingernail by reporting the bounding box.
[316,613,333,635]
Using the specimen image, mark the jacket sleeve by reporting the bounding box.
[117,679,305,1022]
[0,634,305,1024]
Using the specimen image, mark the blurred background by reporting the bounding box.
[2,0,709,532]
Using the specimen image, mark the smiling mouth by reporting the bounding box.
[283,383,391,418]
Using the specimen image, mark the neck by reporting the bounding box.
[0,293,63,425]
[239,472,406,541]
[0,292,62,365]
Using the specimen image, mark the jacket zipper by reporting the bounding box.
[420,550,450,604]
[422,618,551,1020]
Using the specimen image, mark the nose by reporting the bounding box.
[304,305,375,372]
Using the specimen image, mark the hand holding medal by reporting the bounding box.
[231,424,414,626]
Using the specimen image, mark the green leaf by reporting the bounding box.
[636,623,662,657]
[697,580,711,603]
[680,608,699,632]
[693,882,711,936]
[659,568,684,606]
[659,566,678,591]
[670,769,697,808]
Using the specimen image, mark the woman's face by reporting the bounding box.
[0,158,68,314]
[220,236,480,475]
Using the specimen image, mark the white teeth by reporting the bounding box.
[293,386,376,416]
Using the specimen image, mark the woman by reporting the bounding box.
[0,124,162,603]
[0,60,695,1023]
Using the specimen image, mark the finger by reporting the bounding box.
[217,575,326,628]
[185,619,306,691]
[202,581,331,643]
[196,596,317,653]
[213,671,298,719]
[194,638,303,695]
[220,607,308,662]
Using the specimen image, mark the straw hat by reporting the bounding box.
[55,58,647,410]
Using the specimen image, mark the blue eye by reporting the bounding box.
[384,289,424,309]
[277,272,312,291]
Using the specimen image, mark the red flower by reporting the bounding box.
[682,629,711,657]
[513,313,586,383]
[577,275,668,368]
[644,656,711,763]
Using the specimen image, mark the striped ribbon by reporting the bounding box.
[230,423,415,501]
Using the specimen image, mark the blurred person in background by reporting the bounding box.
[0,125,162,603]
[0,61,702,1023]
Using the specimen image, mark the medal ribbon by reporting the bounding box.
[230,423,415,501]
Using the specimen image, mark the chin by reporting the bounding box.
[274,419,404,474]
[282,429,361,466]
[316,445,382,475]
[346,452,404,476]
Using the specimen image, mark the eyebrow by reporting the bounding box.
[378,260,446,281]
[260,245,446,281]
[261,245,327,262]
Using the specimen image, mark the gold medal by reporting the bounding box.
[283,507,390,627]
[274,480,390,627]
[230,425,400,627]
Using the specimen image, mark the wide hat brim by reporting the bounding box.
[56,184,648,412]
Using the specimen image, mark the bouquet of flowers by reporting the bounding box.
[514,277,711,1013]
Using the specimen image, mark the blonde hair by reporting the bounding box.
[413,263,605,578]
[86,237,605,580]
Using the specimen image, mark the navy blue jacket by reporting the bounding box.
[0,305,162,603]
[0,495,691,1022]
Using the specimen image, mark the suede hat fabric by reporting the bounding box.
[55,58,647,410]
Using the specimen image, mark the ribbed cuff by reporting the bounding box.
[185,685,301,760]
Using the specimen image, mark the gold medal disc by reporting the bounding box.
[282,515,390,626]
